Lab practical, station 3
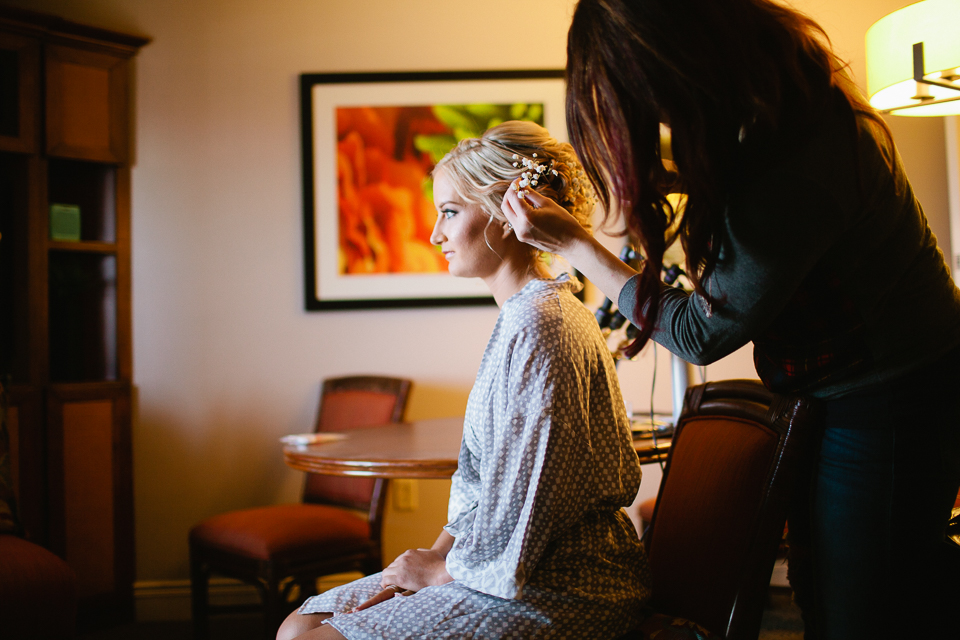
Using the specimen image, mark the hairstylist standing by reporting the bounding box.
[502,1,960,638]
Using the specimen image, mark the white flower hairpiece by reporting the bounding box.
[510,152,559,200]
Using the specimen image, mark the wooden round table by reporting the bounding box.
[283,416,670,478]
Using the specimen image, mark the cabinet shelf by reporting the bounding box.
[47,158,116,243]
[48,251,118,382]
[49,240,117,253]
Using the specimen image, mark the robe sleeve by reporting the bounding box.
[443,318,601,600]
[444,440,481,539]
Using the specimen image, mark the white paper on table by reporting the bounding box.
[279,433,347,446]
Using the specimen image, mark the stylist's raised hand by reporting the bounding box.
[501,179,590,256]
[380,548,453,593]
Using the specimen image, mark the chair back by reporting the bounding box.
[302,376,411,513]
[644,379,821,640]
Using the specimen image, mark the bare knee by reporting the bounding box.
[276,610,332,640]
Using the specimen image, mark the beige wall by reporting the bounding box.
[8,0,952,586]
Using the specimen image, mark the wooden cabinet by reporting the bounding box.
[0,31,39,153]
[0,7,147,629]
[46,43,131,163]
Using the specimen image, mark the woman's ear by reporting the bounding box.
[499,220,514,240]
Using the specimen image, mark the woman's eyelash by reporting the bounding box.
[442,209,457,219]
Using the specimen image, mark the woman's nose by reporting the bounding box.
[429,216,444,246]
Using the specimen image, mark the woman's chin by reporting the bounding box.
[447,257,499,281]
[447,263,473,279]
[450,269,476,280]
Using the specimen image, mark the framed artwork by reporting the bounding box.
[301,70,566,310]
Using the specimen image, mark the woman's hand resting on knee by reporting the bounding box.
[381,548,453,592]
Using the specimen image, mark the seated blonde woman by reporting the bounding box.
[277,121,652,640]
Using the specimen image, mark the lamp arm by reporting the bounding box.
[913,42,960,93]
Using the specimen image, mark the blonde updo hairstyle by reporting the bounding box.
[433,121,595,244]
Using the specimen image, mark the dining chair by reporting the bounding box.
[189,375,412,638]
[628,379,821,640]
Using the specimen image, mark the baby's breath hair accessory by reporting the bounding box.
[510,152,559,200]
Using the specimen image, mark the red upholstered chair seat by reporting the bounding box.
[0,534,77,639]
[190,504,372,562]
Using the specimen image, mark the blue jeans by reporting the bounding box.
[787,349,960,640]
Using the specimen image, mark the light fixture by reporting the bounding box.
[866,0,960,116]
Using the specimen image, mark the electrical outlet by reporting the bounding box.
[393,479,419,511]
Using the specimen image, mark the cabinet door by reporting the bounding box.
[46,381,134,623]
[45,44,129,163]
[0,32,39,153]
[3,385,44,542]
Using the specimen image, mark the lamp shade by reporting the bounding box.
[866,0,960,116]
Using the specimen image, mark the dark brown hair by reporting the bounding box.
[566,0,891,356]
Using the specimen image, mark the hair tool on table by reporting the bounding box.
[599,245,687,471]
[595,245,642,336]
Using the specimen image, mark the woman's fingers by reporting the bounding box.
[380,549,417,589]
[380,563,402,589]
[500,183,525,228]
[501,183,546,246]
[501,180,585,255]
[379,548,452,592]
[352,586,401,612]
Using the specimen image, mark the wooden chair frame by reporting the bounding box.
[641,379,821,640]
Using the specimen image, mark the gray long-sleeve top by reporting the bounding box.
[619,102,960,399]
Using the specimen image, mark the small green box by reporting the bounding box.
[50,203,81,241]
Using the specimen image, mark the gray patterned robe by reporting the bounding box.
[299,275,652,639]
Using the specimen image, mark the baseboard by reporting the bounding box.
[134,573,362,622]
[134,578,259,622]
[770,559,789,588]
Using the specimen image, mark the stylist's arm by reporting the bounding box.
[501,180,638,303]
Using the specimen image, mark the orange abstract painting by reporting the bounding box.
[336,103,545,276]
[336,106,448,275]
